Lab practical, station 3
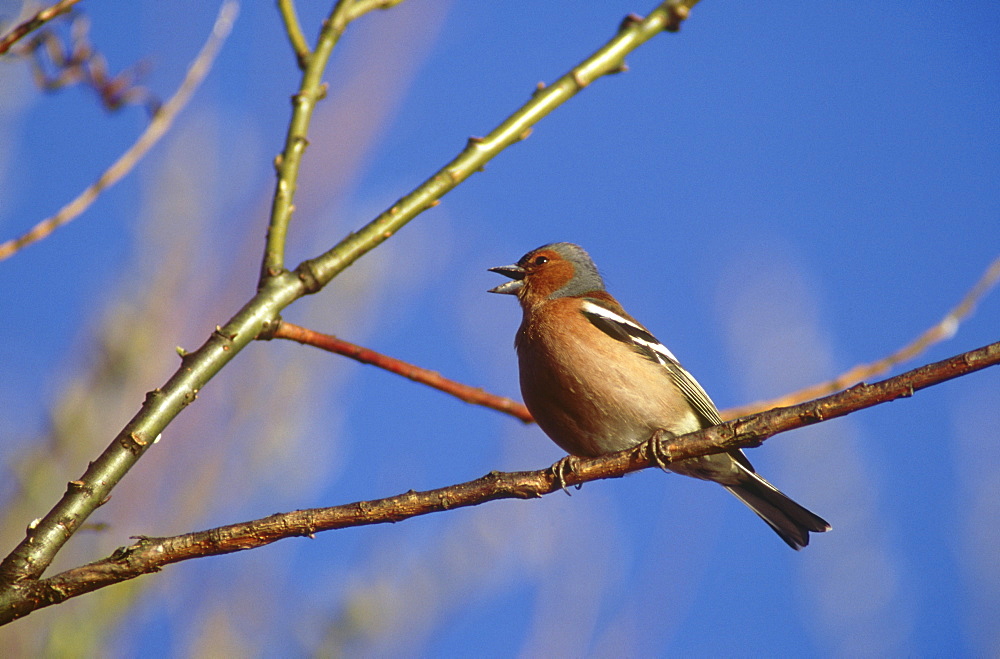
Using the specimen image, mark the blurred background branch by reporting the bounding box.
[0,1,237,262]
[721,254,1000,419]
[13,12,159,114]
[0,0,80,55]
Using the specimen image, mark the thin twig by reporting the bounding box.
[0,0,80,56]
[0,1,239,262]
[277,0,310,68]
[261,0,412,276]
[721,254,1000,419]
[272,321,533,422]
[1,339,996,625]
[259,0,356,281]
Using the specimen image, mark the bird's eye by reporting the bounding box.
[532,255,549,266]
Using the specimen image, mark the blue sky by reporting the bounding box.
[1,0,998,655]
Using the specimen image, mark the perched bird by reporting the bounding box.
[489,242,830,549]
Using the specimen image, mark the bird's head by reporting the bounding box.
[489,242,605,304]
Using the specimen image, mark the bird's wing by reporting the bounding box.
[580,298,725,429]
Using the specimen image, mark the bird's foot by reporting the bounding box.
[645,429,674,473]
[551,455,582,495]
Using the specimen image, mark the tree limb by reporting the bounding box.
[1,339,995,625]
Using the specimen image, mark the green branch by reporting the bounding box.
[260,0,352,282]
[262,0,415,283]
[277,0,311,68]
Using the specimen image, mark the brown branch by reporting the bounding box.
[0,0,80,56]
[0,1,238,262]
[2,339,996,625]
[270,321,533,423]
[721,254,1000,419]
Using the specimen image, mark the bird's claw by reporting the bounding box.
[646,429,674,473]
[551,455,582,495]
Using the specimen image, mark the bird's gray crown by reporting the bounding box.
[533,242,606,298]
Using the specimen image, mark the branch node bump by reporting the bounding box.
[619,13,643,31]
[665,3,691,32]
[257,317,283,341]
[294,261,322,294]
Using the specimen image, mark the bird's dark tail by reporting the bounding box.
[725,471,831,550]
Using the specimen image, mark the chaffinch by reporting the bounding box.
[489,242,830,549]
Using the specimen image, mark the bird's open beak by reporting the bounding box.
[488,264,525,295]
